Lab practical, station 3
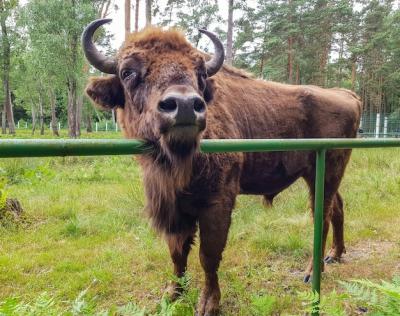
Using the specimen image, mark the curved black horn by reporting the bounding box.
[199,29,225,77]
[82,19,117,74]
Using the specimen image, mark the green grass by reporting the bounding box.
[1,131,400,315]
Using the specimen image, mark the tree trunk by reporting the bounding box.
[3,88,15,134]
[125,0,131,39]
[351,57,356,91]
[296,63,300,84]
[287,36,293,83]
[99,0,112,18]
[318,44,330,87]
[67,0,78,138]
[337,36,344,87]
[226,0,234,65]
[259,22,268,78]
[313,0,332,87]
[30,102,36,135]
[166,1,174,26]
[259,54,265,78]
[0,1,15,134]
[2,108,6,134]
[146,0,151,26]
[67,81,77,138]
[135,0,139,31]
[38,93,44,135]
[76,95,83,137]
[111,109,116,123]
[287,0,293,84]
[86,114,92,133]
[49,89,59,136]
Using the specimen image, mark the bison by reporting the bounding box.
[83,19,361,315]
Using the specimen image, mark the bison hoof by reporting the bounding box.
[164,282,183,302]
[196,288,220,316]
[303,274,312,283]
[324,256,339,264]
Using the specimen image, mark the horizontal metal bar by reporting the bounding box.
[0,138,400,158]
[201,138,400,152]
[0,139,151,158]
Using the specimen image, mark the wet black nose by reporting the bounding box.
[158,95,206,125]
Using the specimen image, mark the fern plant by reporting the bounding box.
[340,276,400,315]
[298,289,348,316]
[299,276,400,315]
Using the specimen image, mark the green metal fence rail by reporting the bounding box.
[1,138,400,315]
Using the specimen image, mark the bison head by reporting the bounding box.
[83,19,224,159]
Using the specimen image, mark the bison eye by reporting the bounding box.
[121,69,137,81]
[198,71,207,91]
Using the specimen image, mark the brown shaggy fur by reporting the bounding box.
[85,27,361,315]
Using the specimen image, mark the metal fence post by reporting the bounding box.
[384,117,388,138]
[375,113,380,138]
[312,149,326,316]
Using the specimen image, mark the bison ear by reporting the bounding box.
[204,78,215,104]
[85,75,125,110]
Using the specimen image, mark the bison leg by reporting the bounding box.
[165,227,196,300]
[325,192,346,264]
[196,202,233,316]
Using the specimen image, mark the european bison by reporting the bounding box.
[83,19,361,315]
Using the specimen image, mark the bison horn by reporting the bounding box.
[82,19,117,74]
[199,29,225,77]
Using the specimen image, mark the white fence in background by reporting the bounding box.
[360,112,400,138]
[15,120,120,133]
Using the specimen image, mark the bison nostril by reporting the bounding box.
[158,98,178,113]
[193,99,206,113]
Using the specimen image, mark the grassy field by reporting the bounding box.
[0,130,400,315]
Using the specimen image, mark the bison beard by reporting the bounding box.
[142,137,199,234]
[83,22,362,316]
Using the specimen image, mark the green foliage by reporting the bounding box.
[0,284,195,316]
[298,276,400,315]
[2,1,400,133]
[117,302,146,316]
[159,0,222,50]
[250,294,277,315]
[0,177,8,210]
[341,277,400,315]
[0,160,54,184]
[298,289,348,316]
[0,292,59,316]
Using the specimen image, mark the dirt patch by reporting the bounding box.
[342,240,397,262]
[289,240,399,280]
[324,240,400,282]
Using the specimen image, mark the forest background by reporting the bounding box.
[0,0,399,138]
